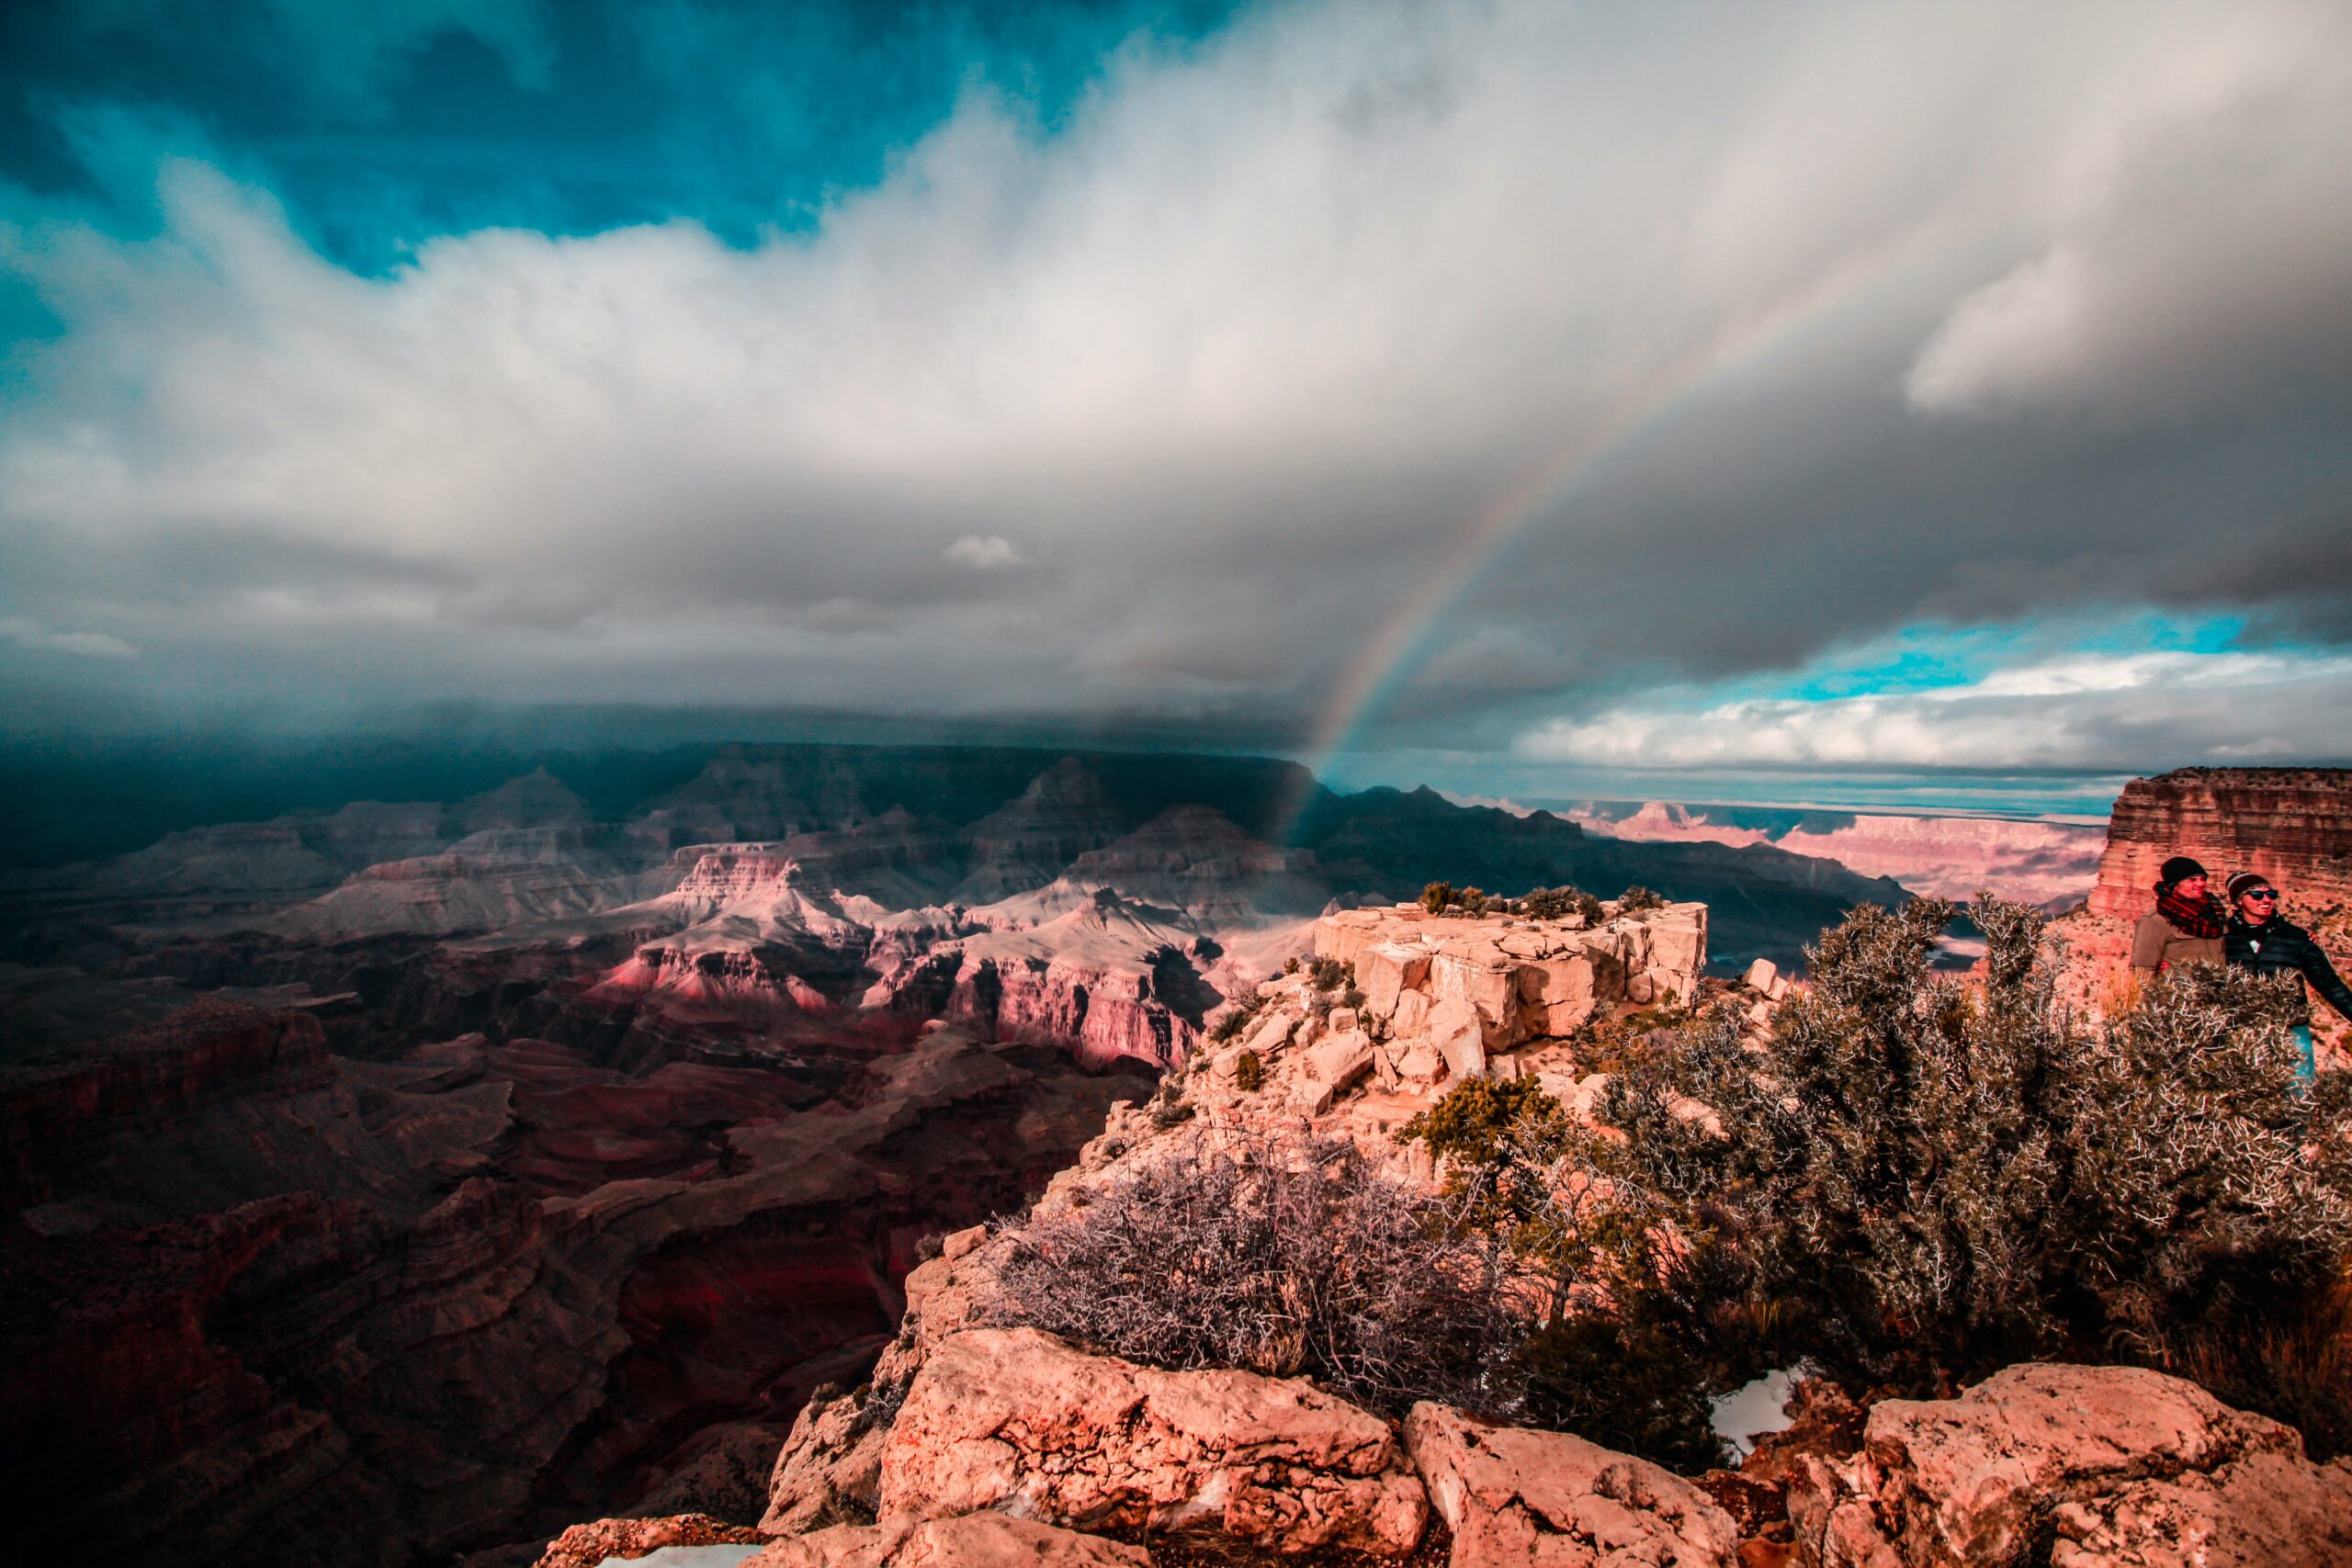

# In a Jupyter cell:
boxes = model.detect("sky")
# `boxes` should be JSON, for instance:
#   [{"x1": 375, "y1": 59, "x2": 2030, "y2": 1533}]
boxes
[{"x1": 2, "y1": 0, "x2": 2349, "y2": 818}]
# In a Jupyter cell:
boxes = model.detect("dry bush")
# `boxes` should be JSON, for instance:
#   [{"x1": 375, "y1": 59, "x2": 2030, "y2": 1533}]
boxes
[{"x1": 989, "y1": 1130, "x2": 1512, "y2": 1414}]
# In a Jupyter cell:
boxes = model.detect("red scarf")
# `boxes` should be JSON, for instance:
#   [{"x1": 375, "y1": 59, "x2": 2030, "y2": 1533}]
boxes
[{"x1": 2154, "y1": 883, "x2": 2224, "y2": 940}]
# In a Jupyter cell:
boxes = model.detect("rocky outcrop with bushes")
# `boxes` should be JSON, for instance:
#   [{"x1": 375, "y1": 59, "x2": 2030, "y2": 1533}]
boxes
[{"x1": 548, "y1": 890, "x2": 2352, "y2": 1568}]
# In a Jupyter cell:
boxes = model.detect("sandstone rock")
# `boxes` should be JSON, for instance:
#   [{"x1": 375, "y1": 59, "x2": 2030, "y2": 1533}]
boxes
[
  {"x1": 1432, "y1": 948, "x2": 1521, "y2": 1032},
  {"x1": 1293, "y1": 1030, "x2": 1376, "y2": 1113},
  {"x1": 1405, "y1": 1402, "x2": 1737, "y2": 1567},
  {"x1": 762, "y1": 1387, "x2": 890, "y2": 1535},
  {"x1": 751, "y1": 1512, "x2": 1149, "y2": 1568},
  {"x1": 1392, "y1": 1040, "x2": 1448, "y2": 1084},
  {"x1": 1789, "y1": 1363, "x2": 2352, "y2": 1568},
  {"x1": 941, "y1": 1224, "x2": 989, "y2": 1262},
  {"x1": 1522, "y1": 956, "x2": 1598, "y2": 1036},
  {"x1": 536, "y1": 1513, "x2": 762, "y2": 1568},
  {"x1": 1330, "y1": 1007, "x2": 1359, "y2": 1032},
  {"x1": 878, "y1": 1327, "x2": 1426, "y2": 1555},
  {"x1": 1358, "y1": 942, "x2": 1434, "y2": 1020},
  {"x1": 1426, "y1": 996, "x2": 1488, "y2": 1080},
  {"x1": 1393, "y1": 988, "x2": 1434, "y2": 1039},
  {"x1": 1243, "y1": 1010, "x2": 1296, "y2": 1056},
  {"x1": 1742, "y1": 959, "x2": 1779, "y2": 994}
]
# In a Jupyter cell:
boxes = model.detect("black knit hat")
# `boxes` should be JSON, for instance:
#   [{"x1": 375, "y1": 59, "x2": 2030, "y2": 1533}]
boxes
[
  {"x1": 2226, "y1": 871, "x2": 2275, "y2": 901},
  {"x1": 2158, "y1": 855, "x2": 2208, "y2": 886}
]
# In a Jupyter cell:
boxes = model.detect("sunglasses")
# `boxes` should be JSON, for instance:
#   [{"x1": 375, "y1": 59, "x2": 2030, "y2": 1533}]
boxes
[{"x1": 2241, "y1": 889, "x2": 2278, "y2": 901}]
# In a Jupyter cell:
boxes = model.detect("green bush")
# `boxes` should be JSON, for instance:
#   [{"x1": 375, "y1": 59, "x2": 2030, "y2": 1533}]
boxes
[
  {"x1": 1616, "y1": 885, "x2": 1667, "y2": 915},
  {"x1": 1235, "y1": 1049, "x2": 1263, "y2": 1092},
  {"x1": 1404, "y1": 895, "x2": 2352, "y2": 1466},
  {"x1": 1421, "y1": 881, "x2": 1455, "y2": 914},
  {"x1": 1584, "y1": 897, "x2": 2352, "y2": 1418}
]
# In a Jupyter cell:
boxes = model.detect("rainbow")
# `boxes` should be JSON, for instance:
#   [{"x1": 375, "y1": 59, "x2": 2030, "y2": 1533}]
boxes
[{"x1": 1276, "y1": 220, "x2": 1956, "y2": 842}]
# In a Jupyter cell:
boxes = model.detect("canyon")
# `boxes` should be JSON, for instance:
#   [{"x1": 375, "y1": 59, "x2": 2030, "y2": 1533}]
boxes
[{"x1": 0, "y1": 742, "x2": 1906, "y2": 1564}]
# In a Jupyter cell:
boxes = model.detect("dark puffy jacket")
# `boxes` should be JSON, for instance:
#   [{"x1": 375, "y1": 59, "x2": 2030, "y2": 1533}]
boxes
[{"x1": 2224, "y1": 915, "x2": 2352, "y2": 1023}]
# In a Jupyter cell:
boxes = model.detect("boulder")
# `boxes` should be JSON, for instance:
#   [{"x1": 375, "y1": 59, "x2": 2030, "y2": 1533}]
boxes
[
  {"x1": 941, "y1": 1224, "x2": 989, "y2": 1262},
  {"x1": 1426, "y1": 996, "x2": 1489, "y2": 1080},
  {"x1": 1521, "y1": 955, "x2": 1598, "y2": 1036},
  {"x1": 1648, "y1": 908, "x2": 1707, "y2": 976},
  {"x1": 879, "y1": 1327, "x2": 1427, "y2": 1556},
  {"x1": 537, "y1": 1513, "x2": 762, "y2": 1568},
  {"x1": 1789, "y1": 1363, "x2": 2352, "y2": 1567},
  {"x1": 751, "y1": 1512, "x2": 1149, "y2": 1568},
  {"x1": 1243, "y1": 1010, "x2": 1296, "y2": 1057},
  {"x1": 1404, "y1": 1402, "x2": 1737, "y2": 1567},
  {"x1": 1742, "y1": 959, "x2": 1779, "y2": 994},
  {"x1": 1293, "y1": 1030, "x2": 1376, "y2": 1113},
  {"x1": 1432, "y1": 947, "x2": 1521, "y2": 1031},
  {"x1": 763, "y1": 1390, "x2": 890, "y2": 1536},
  {"x1": 1393, "y1": 989, "x2": 1435, "y2": 1039},
  {"x1": 1358, "y1": 942, "x2": 1432, "y2": 1019}
]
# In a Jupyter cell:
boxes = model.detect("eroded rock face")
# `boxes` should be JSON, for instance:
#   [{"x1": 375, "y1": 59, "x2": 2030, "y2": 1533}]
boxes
[
  {"x1": 1313, "y1": 901, "x2": 1705, "y2": 1090},
  {"x1": 1405, "y1": 1402, "x2": 1737, "y2": 1568},
  {"x1": 877, "y1": 1327, "x2": 1428, "y2": 1556},
  {"x1": 1788, "y1": 1363, "x2": 2352, "y2": 1568}
]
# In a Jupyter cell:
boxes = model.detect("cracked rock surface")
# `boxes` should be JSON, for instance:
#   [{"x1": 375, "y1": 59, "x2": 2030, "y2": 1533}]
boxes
[
  {"x1": 1788, "y1": 1363, "x2": 2352, "y2": 1567},
  {"x1": 1403, "y1": 1401, "x2": 1738, "y2": 1567},
  {"x1": 877, "y1": 1326, "x2": 1428, "y2": 1555}
]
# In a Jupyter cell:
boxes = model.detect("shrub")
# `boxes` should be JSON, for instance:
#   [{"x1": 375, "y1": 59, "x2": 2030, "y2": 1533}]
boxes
[
  {"x1": 989, "y1": 1131, "x2": 1512, "y2": 1414},
  {"x1": 1307, "y1": 955, "x2": 1351, "y2": 991},
  {"x1": 1582, "y1": 897, "x2": 2352, "y2": 1403},
  {"x1": 914, "y1": 1231, "x2": 945, "y2": 1262},
  {"x1": 1521, "y1": 885, "x2": 1605, "y2": 924},
  {"x1": 1235, "y1": 1049, "x2": 1263, "y2": 1092},
  {"x1": 1617, "y1": 885, "x2": 1666, "y2": 915},
  {"x1": 1421, "y1": 881, "x2": 1454, "y2": 914},
  {"x1": 1402, "y1": 895, "x2": 2352, "y2": 1465},
  {"x1": 1283, "y1": 955, "x2": 1301, "y2": 975}
]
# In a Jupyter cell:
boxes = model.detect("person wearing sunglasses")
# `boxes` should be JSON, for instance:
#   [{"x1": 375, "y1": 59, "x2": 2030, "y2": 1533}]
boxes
[{"x1": 2223, "y1": 871, "x2": 2352, "y2": 1083}]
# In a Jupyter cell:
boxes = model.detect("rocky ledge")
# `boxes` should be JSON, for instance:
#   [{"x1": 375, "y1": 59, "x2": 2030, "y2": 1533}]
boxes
[{"x1": 540, "y1": 895, "x2": 2352, "y2": 1568}]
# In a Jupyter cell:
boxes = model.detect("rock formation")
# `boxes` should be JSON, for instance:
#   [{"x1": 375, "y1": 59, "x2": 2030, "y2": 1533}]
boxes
[
  {"x1": 1786, "y1": 1363, "x2": 2352, "y2": 1567},
  {"x1": 2047, "y1": 769, "x2": 2352, "y2": 1054}
]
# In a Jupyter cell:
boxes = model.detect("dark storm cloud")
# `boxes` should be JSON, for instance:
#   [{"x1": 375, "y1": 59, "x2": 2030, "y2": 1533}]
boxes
[{"x1": 0, "y1": 0, "x2": 2348, "y2": 781}]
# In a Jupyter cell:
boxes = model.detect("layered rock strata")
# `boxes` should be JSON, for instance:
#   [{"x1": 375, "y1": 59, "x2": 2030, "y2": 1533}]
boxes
[{"x1": 2048, "y1": 770, "x2": 2352, "y2": 1054}]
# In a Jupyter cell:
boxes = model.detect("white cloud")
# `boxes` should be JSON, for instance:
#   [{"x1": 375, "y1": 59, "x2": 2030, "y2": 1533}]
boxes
[
  {"x1": 0, "y1": 617, "x2": 138, "y2": 660},
  {"x1": 1520, "y1": 650, "x2": 2352, "y2": 773},
  {"x1": 0, "y1": 0, "x2": 2347, "y2": 750},
  {"x1": 944, "y1": 535, "x2": 1023, "y2": 570}
]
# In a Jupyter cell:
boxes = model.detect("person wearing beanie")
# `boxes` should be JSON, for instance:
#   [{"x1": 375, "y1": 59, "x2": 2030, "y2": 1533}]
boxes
[
  {"x1": 2131, "y1": 855, "x2": 2224, "y2": 976},
  {"x1": 2222, "y1": 872, "x2": 2351, "y2": 1082}
]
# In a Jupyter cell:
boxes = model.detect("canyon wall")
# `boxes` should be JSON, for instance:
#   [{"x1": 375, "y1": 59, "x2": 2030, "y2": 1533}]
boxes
[{"x1": 2052, "y1": 769, "x2": 2352, "y2": 1049}]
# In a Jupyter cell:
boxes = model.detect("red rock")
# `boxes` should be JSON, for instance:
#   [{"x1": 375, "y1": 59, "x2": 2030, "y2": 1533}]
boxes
[
  {"x1": 1788, "y1": 1363, "x2": 2352, "y2": 1567},
  {"x1": 535, "y1": 1511, "x2": 761, "y2": 1568},
  {"x1": 1403, "y1": 1402, "x2": 1737, "y2": 1567},
  {"x1": 877, "y1": 1327, "x2": 1427, "y2": 1556},
  {"x1": 751, "y1": 1512, "x2": 1149, "y2": 1568}
]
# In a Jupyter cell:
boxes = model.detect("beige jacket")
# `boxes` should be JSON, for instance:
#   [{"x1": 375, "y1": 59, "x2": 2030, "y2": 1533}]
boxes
[{"x1": 2131, "y1": 911, "x2": 2223, "y2": 974}]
